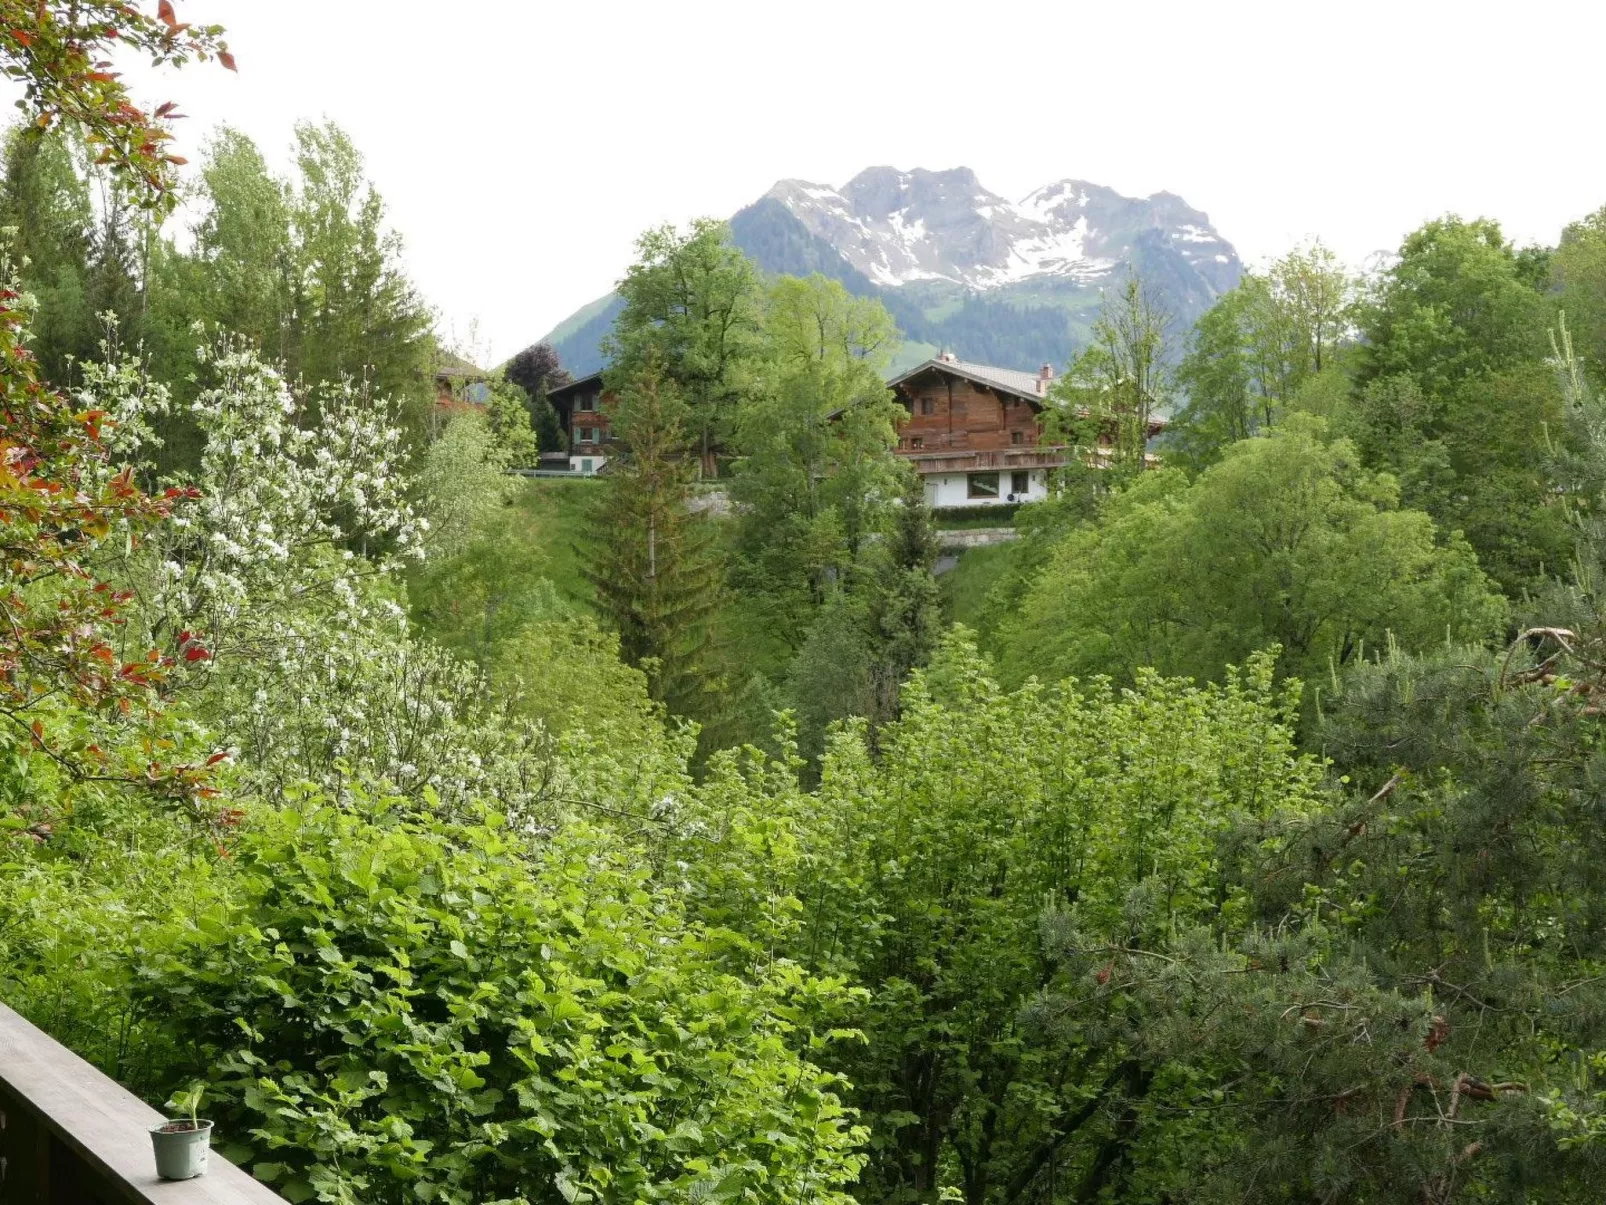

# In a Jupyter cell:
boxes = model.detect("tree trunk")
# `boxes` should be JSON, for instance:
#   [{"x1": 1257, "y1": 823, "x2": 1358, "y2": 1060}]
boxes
[{"x1": 701, "y1": 422, "x2": 717, "y2": 479}]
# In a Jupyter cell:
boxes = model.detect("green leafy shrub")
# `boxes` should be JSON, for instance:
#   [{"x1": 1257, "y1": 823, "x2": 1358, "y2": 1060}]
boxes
[
  {"x1": 135, "y1": 793, "x2": 866, "y2": 1205},
  {"x1": 929, "y1": 503, "x2": 1021, "y2": 528},
  {"x1": 677, "y1": 633, "x2": 1326, "y2": 1202}
]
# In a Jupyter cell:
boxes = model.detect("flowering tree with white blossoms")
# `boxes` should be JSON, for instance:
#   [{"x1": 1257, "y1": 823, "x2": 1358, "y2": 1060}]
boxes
[
  {"x1": 79, "y1": 334, "x2": 621, "y2": 819},
  {"x1": 100, "y1": 336, "x2": 424, "y2": 648}
]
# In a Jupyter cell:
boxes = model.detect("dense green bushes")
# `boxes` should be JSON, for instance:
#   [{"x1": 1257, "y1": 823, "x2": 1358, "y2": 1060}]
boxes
[
  {"x1": 0, "y1": 238, "x2": 865, "y2": 1204},
  {"x1": 930, "y1": 503, "x2": 1022, "y2": 528},
  {"x1": 22, "y1": 16, "x2": 1606, "y2": 1203},
  {"x1": 996, "y1": 420, "x2": 1507, "y2": 691},
  {"x1": 674, "y1": 636, "x2": 1327, "y2": 1202},
  {"x1": 130, "y1": 796, "x2": 866, "y2": 1205}
]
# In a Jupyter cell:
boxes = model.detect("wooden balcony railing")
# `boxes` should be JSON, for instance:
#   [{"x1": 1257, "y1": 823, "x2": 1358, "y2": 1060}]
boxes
[
  {"x1": 897, "y1": 444, "x2": 1075, "y2": 473},
  {"x1": 0, "y1": 1002, "x2": 286, "y2": 1204}
]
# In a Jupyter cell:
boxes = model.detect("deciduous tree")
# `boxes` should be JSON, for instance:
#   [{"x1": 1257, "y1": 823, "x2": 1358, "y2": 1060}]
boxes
[
  {"x1": 1171, "y1": 242, "x2": 1357, "y2": 470},
  {"x1": 681, "y1": 637, "x2": 1323, "y2": 1205},
  {"x1": 731, "y1": 274, "x2": 905, "y2": 646},
  {"x1": 503, "y1": 339, "x2": 570, "y2": 452},
  {"x1": 288, "y1": 120, "x2": 433, "y2": 424},
  {"x1": 0, "y1": 0, "x2": 234, "y2": 208},
  {"x1": 998, "y1": 417, "x2": 1507, "y2": 689},
  {"x1": 1047, "y1": 273, "x2": 1173, "y2": 478},
  {"x1": 1354, "y1": 217, "x2": 1568, "y2": 593},
  {"x1": 1360, "y1": 217, "x2": 1552, "y2": 397},
  {"x1": 607, "y1": 219, "x2": 765, "y2": 477}
]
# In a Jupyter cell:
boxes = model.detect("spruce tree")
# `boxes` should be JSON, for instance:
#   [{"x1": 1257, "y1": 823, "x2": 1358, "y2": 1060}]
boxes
[
  {"x1": 870, "y1": 471, "x2": 942, "y2": 710},
  {"x1": 582, "y1": 361, "x2": 723, "y2": 714}
]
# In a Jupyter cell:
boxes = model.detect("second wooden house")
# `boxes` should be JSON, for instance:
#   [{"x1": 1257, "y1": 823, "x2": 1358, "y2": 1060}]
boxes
[
  {"x1": 545, "y1": 371, "x2": 616, "y2": 475},
  {"x1": 888, "y1": 352, "x2": 1162, "y2": 509}
]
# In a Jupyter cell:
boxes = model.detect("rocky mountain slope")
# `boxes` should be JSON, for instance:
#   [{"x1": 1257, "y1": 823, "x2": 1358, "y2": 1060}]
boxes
[{"x1": 540, "y1": 167, "x2": 1242, "y2": 377}]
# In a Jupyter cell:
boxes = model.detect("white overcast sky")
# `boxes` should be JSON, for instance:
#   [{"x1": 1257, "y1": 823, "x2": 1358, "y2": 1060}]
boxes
[{"x1": 122, "y1": 0, "x2": 1606, "y2": 366}]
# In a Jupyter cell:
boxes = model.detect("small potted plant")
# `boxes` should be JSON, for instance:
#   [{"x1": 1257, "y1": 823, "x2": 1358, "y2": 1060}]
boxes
[{"x1": 150, "y1": 1084, "x2": 213, "y2": 1180}]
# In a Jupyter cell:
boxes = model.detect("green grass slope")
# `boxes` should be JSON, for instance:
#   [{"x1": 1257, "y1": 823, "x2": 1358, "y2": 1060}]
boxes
[
  {"x1": 939, "y1": 541, "x2": 1021, "y2": 632},
  {"x1": 505, "y1": 477, "x2": 598, "y2": 606}
]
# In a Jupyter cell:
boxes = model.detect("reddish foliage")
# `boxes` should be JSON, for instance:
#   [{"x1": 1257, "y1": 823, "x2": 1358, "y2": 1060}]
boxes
[
  {"x1": 0, "y1": 2, "x2": 234, "y2": 208},
  {"x1": 0, "y1": 286, "x2": 222, "y2": 818}
]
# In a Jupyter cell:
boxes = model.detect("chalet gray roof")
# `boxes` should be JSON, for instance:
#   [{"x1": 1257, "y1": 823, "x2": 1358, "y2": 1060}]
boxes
[
  {"x1": 547, "y1": 370, "x2": 604, "y2": 400},
  {"x1": 887, "y1": 356, "x2": 1050, "y2": 404},
  {"x1": 434, "y1": 353, "x2": 488, "y2": 380}
]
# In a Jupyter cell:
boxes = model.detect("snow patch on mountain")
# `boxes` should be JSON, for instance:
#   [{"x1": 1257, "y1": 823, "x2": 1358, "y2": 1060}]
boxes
[
  {"x1": 764, "y1": 167, "x2": 1237, "y2": 294},
  {"x1": 536, "y1": 166, "x2": 1244, "y2": 380}
]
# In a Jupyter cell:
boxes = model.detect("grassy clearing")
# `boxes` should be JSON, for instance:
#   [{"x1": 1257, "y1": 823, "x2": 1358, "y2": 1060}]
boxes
[
  {"x1": 940, "y1": 541, "x2": 1021, "y2": 630},
  {"x1": 503, "y1": 476, "x2": 600, "y2": 606}
]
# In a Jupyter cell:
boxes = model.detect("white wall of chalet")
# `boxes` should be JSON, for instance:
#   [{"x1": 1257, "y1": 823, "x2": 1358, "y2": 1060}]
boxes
[{"x1": 923, "y1": 469, "x2": 1049, "y2": 509}]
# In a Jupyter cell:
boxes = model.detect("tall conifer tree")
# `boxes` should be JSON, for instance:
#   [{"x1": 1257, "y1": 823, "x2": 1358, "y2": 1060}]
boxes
[
  {"x1": 583, "y1": 361, "x2": 723, "y2": 714},
  {"x1": 871, "y1": 471, "x2": 942, "y2": 706}
]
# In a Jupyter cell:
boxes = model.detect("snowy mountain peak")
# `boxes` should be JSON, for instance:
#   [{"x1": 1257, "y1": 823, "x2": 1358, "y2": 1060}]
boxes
[
  {"x1": 539, "y1": 166, "x2": 1243, "y2": 379},
  {"x1": 763, "y1": 167, "x2": 1238, "y2": 293}
]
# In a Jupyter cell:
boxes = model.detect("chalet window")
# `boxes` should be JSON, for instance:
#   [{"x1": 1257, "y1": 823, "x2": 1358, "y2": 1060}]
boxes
[
  {"x1": 1011, "y1": 471, "x2": 1030, "y2": 496},
  {"x1": 910, "y1": 436, "x2": 924, "y2": 450},
  {"x1": 578, "y1": 395, "x2": 596, "y2": 412},
  {"x1": 967, "y1": 472, "x2": 1000, "y2": 499},
  {"x1": 1011, "y1": 429, "x2": 1024, "y2": 445},
  {"x1": 578, "y1": 426, "x2": 597, "y2": 444},
  {"x1": 920, "y1": 397, "x2": 935, "y2": 416}
]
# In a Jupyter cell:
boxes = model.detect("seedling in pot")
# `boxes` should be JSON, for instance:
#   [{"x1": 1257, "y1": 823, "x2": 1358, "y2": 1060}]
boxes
[{"x1": 150, "y1": 1083, "x2": 213, "y2": 1180}]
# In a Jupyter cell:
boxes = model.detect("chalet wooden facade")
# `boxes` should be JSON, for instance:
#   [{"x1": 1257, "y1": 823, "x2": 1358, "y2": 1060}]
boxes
[
  {"x1": 888, "y1": 352, "x2": 1162, "y2": 508},
  {"x1": 433, "y1": 354, "x2": 491, "y2": 413},
  {"x1": 889, "y1": 354, "x2": 1065, "y2": 507},
  {"x1": 546, "y1": 371, "x2": 616, "y2": 474},
  {"x1": 537, "y1": 354, "x2": 1157, "y2": 492}
]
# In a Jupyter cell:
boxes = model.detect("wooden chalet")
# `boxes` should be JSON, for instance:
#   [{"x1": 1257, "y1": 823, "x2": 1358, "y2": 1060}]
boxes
[
  {"x1": 545, "y1": 371, "x2": 615, "y2": 475},
  {"x1": 536, "y1": 352, "x2": 1158, "y2": 490},
  {"x1": 434, "y1": 353, "x2": 491, "y2": 412},
  {"x1": 888, "y1": 352, "x2": 1164, "y2": 509}
]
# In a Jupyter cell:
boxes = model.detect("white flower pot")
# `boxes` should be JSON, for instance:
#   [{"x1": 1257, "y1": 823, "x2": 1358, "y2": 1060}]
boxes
[{"x1": 150, "y1": 1118, "x2": 213, "y2": 1180}]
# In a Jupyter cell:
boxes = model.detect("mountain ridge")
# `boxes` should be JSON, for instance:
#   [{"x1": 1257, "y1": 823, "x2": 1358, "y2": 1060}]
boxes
[{"x1": 538, "y1": 166, "x2": 1242, "y2": 377}]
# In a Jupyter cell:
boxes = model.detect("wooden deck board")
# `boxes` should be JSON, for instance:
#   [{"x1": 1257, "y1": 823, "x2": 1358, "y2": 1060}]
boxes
[{"x1": 0, "y1": 1002, "x2": 285, "y2": 1204}]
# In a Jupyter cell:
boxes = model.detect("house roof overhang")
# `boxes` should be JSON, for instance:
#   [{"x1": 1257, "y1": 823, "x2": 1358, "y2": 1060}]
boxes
[
  {"x1": 887, "y1": 358, "x2": 1050, "y2": 409},
  {"x1": 546, "y1": 371, "x2": 605, "y2": 403}
]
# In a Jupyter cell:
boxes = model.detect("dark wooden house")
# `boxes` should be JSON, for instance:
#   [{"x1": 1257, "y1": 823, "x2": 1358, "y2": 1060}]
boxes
[
  {"x1": 545, "y1": 371, "x2": 615, "y2": 474},
  {"x1": 434, "y1": 354, "x2": 491, "y2": 413}
]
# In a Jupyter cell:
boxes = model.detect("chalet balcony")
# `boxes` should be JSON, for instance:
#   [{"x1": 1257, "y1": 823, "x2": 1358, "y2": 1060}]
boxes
[
  {"x1": 0, "y1": 1002, "x2": 287, "y2": 1204},
  {"x1": 896, "y1": 442, "x2": 1074, "y2": 475}
]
